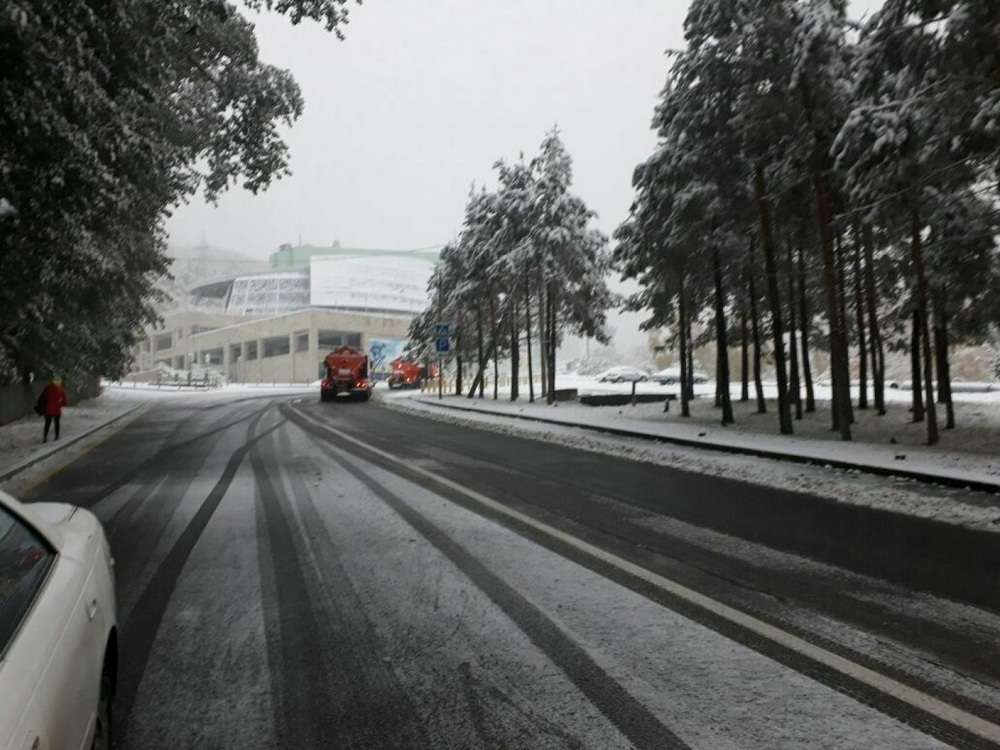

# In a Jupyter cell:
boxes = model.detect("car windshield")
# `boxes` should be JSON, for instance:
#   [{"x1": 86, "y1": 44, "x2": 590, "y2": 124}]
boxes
[{"x1": 0, "y1": 507, "x2": 55, "y2": 656}]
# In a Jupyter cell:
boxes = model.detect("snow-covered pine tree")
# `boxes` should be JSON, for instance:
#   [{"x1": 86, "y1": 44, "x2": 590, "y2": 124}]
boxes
[
  {"x1": 529, "y1": 128, "x2": 612, "y2": 404},
  {"x1": 0, "y1": 0, "x2": 358, "y2": 383},
  {"x1": 834, "y1": 0, "x2": 992, "y2": 444}
]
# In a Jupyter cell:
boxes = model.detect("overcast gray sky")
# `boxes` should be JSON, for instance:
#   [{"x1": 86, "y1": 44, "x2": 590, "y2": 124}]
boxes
[
  {"x1": 165, "y1": 0, "x2": 881, "y2": 353},
  {"x1": 167, "y1": 2, "x2": 689, "y2": 256}
]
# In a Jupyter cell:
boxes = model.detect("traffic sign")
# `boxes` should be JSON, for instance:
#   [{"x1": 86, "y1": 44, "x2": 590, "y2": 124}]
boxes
[
  {"x1": 435, "y1": 338, "x2": 450, "y2": 354},
  {"x1": 434, "y1": 323, "x2": 450, "y2": 338}
]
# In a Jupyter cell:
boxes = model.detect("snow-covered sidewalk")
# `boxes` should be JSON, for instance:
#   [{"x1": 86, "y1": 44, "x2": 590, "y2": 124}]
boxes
[
  {"x1": 405, "y1": 389, "x2": 1000, "y2": 493},
  {"x1": 0, "y1": 388, "x2": 149, "y2": 485}
]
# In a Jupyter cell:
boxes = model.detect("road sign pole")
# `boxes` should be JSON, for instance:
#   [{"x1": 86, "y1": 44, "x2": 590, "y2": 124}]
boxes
[{"x1": 437, "y1": 284, "x2": 443, "y2": 400}]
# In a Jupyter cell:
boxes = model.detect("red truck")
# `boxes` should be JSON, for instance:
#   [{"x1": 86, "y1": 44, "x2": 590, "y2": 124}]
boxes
[
  {"x1": 386, "y1": 359, "x2": 437, "y2": 389},
  {"x1": 320, "y1": 346, "x2": 373, "y2": 402}
]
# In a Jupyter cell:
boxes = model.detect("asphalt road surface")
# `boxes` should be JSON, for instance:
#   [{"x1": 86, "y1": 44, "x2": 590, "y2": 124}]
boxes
[{"x1": 22, "y1": 391, "x2": 1000, "y2": 749}]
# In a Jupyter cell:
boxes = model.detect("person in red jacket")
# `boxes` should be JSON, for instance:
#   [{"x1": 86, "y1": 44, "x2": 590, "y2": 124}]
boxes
[{"x1": 39, "y1": 376, "x2": 68, "y2": 443}]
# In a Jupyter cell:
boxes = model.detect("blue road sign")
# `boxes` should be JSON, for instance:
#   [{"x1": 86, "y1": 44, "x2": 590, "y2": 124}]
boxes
[
  {"x1": 434, "y1": 323, "x2": 450, "y2": 338},
  {"x1": 435, "y1": 338, "x2": 450, "y2": 354}
]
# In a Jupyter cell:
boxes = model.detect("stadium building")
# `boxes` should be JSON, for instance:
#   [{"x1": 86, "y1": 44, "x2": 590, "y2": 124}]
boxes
[{"x1": 130, "y1": 243, "x2": 438, "y2": 384}]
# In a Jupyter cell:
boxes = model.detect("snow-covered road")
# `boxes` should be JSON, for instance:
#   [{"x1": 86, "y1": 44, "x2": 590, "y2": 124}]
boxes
[{"x1": 5, "y1": 385, "x2": 1000, "y2": 748}]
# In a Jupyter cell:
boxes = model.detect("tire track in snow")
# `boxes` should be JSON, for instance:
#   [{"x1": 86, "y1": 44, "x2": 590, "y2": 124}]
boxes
[
  {"x1": 115, "y1": 408, "x2": 282, "y2": 738},
  {"x1": 250, "y1": 425, "x2": 427, "y2": 748},
  {"x1": 293, "y1": 410, "x2": 691, "y2": 750}
]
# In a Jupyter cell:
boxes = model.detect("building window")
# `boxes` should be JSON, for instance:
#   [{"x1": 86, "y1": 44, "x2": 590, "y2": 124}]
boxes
[
  {"x1": 230, "y1": 343, "x2": 242, "y2": 361},
  {"x1": 246, "y1": 341, "x2": 258, "y2": 361},
  {"x1": 192, "y1": 325, "x2": 219, "y2": 335},
  {"x1": 154, "y1": 333, "x2": 172, "y2": 351},
  {"x1": 318, "y1": 330, "x2": 362, "y2": 350},
  {"x1": 203, "y1": 347, "x2": 224, "y2": 366},
  {"x1": 317, "y1": 330, "x2": 342, "y2": 349},
  {"x1": 263, "y1": 335, "x2": 290, "y2": 358},
  {"x1": 295, "y1": 331, "x2": 309, "y2": 352}
]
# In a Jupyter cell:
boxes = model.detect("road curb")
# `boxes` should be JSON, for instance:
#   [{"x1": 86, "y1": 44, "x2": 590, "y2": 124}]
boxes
[
  {"x1": 0, "y1": 403, "x2": 149, "y2": 483},
  {"x1": 409, "y1": 398, "x2": 1000, "y2": 496}
]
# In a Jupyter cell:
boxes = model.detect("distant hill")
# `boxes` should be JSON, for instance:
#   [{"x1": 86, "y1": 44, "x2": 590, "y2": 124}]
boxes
[{"x1": 157, "y1": 244, "x2": 269, "y2": 311}]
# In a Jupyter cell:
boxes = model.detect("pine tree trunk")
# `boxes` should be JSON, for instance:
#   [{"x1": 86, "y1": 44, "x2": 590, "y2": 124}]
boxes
[
  {"x1": 679, "y1": 279, "x2": 691, "y2": 417},
  {"x1": 786, "y1": 244, "x2": 802, "y2": 420},
  {"x1": 686, "y1": 313, "x2": 696, "y2": 403},
  {"x1": 797, "y1": 245, "x2": 816, "y2": 413},
  {"x1": 538, "y1": 285, "x2": 548, "y2": 400},
  {"x1": 510, "y1": 314, "x2": 519, "y2": 402},
  {"x1": 801, "y1": 80, "x2": 852, "y2": 439},
  {"x1": 477, "y1": 312, "x2": 486, "y2": 398},
  {"x1": 713, "y1": 249, "x2": 734, "y2": 424},
  {"x1": 748, "y1": 245, "x2": 766, "y2": 414},
  {"x1": 525, "y1": 271, "x2": 535, "y2": 403},
  {"x1": 468, "y1": 308, "x2": 486, "y2": 398},
  {"x1": 467, "y1": 335, "x2": 482, "y2": 399},
  {"x1": 933, "y1": 296, "x2": 955, "y2": 428},
  {"x1": 545, "y1": 284, "x2": 555, "y2": 404},
  {"x1": 834, "y1": 230, "x2": 853, "y2": 427},
  {"x1": 467, "y1": 341, "x2": 497, "y2": 399},
  {"x1": 753, "y1": 164, "x2": 792, "y2": 434},
  {"x1": 455, "y1": 352, "x2": 462, "y2": 396},
  {"x1": 862, "y1": 225, "x2": 886, "y2": 415},
  {"x1": 836, "y1": 231, "x2": 851, "y2": 375},
  {"x1": 852, "y1": 231, "x2": 868, "y2": 409},
  {"x1": 910, "y1": 217, "x2": 938, "y2": 445},
  {"x1": 488, "y1": 294, "x2": 499, "y2": 400},
  {"x1": 910, "y1": 307, "x2": 924, "y2": 422},
  {"x1": 547, "y1": 285, "x2": 558, "y2": 403},
  {"x1": 740, "y1": 309, "x2": 750, "y2": 402}
]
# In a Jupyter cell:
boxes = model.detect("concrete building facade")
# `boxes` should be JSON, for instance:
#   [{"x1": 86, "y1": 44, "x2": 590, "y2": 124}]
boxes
[
  {"x1": 134, "y1": 307, "x2": 412, "y2": 384},
  {"x1": 130, "y1": 244, "x2": 434, "y2": 384}
]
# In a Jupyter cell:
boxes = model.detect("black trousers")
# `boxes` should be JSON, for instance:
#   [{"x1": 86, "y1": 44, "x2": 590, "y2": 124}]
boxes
[{"x1": 43, "y1": 414, "x2": 60, "y2": 440}]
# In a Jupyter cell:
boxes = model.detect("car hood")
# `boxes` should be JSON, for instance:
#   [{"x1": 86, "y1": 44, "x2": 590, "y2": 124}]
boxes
[
  {"x1": 11, "y1": 499, "x2": 101, "y2": 560},
  {"x1": 28, "y1": 502, "x2": 77, "y2": 526}
]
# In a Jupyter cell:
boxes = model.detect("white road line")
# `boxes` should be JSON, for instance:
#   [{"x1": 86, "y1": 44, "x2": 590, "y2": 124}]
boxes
[{"x1": 294, "y1": 406, "x2": 1000, "y2": 745}]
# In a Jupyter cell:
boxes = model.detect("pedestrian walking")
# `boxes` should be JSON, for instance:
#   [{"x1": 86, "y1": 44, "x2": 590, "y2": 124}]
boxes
[{"x1": 39, "y1": 376, "x2": 68, "y2": 443}]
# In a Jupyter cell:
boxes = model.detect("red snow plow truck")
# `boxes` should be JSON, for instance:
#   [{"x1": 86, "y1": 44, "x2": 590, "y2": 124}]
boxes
[
  {"x1": 386, "y1": 358, "x2": 437, "y2": 389},
  {"x1": 320, "y1": 346, "x2": 373, "y2": 402}
]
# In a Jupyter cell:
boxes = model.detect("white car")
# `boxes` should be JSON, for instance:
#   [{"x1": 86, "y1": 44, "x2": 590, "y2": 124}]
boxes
[
  {"x1": 0, "y1": 490, "x2": 117, "y2": 750},
  {"x1": 652, "y1": 367, "x2": 710, "y2": 385},
  {"x1": 596, "y1": 366, "x2": 650, "y2": 383}
]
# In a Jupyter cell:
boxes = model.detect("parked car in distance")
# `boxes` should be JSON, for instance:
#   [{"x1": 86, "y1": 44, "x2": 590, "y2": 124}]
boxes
[
  {"x1": 0, "y1": 489, "x2": 117, "y2": 750},
  {"x1": 596, "y1": 366, "x2": 651, "y2": 383},
  {"x1": 652, "y1": 367, "x2": 710, "y2": 385}
]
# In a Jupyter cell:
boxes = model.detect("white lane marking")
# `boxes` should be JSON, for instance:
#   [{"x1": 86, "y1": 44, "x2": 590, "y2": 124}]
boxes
[{"x1": 294, "y1": 407, "x2": 1000, "y2": 745}]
